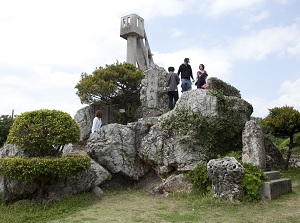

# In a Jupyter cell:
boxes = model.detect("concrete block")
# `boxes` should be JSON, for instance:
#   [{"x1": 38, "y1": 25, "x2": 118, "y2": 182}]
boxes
[
  {"x1": 264, "y1": 171, "x2": 281, "y2": 180},
  {"x1": 259, "y1": 178, "x2": 292, "y2": 200}
]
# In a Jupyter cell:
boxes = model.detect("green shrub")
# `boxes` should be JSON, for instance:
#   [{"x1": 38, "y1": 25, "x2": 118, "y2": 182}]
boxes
[
  {"x1": 0, "y1": 156, "x2": 91, "y2": 181},
  {"x1": 240, "y1": 162, "x2": 268, "y2": 202},
  {"x1": 208, "y1": 77, "x2": 241, "y2": 98},
  {"x1": 7, "y1": 109, "x2": 80, "y2": 157},
  {"x1": 187, "y1": 164, "x2": 211, "y2": 194}
]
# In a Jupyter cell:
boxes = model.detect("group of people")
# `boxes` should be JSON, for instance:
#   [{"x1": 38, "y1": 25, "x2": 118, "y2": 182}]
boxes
[
  {"x1": 166, "y1": 58, "x2": 209, "y2": 110},
  {"x1": 92, "y1": 58, "x2": 209, "y2": 132}
]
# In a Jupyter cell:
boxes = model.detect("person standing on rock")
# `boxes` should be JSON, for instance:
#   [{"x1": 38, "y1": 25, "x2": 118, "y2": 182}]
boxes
[
  {"x1": 91, "y1": 110, "x2": 102, "y2": 133},
  {"x1": 177, "y1": 58, "x2": 194, "y2": 92},
  {"x1": 166, "y1": 66, "x2": 180, "y2": 110}
]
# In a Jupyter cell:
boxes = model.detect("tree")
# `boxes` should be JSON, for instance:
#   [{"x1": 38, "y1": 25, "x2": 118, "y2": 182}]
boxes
[
  {"x1": 264, "y1": 106, "x2": 300, "y2": 169},
  {"x1": 75, "y1": 62, "x2": 144, "y2": 124},
  {"x1": 0, "y1": 115, "x2": 14, "y2": 147}
]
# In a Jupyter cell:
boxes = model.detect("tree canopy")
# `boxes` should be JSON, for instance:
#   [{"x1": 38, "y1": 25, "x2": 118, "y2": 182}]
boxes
[
  {"x1": 264, "y1": 105, "x2": 300, "y2": 168},
  {"x1": 75, "y1": 62, "x2": 144, "y2": 124},
  {"x1": 264, "y1": 106, "x2": 300, "y2": 138},
  {"x1": 0, "y1": 115, "x2": 14, "y2": 147},
  {"x1": 7, "y1": 109, "x2": 80, "y2": 157}
]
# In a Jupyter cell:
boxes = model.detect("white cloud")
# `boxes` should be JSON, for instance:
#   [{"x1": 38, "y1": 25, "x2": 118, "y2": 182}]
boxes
[
  {"x1": 277, "y1": 78, "x2": 300, "y2": 109},
  {"x1": 171, "y1": 28, "x2": 184, "y2": 38},
  {"x1": 230, "y1": 24, "x2": 300, "y2": 60},
  {"x1": 249, "y1": 10, "x2": 270, "y2": 22},
  {"x1": 203, "y1": 0, "x2": 265, "y2": 17}
]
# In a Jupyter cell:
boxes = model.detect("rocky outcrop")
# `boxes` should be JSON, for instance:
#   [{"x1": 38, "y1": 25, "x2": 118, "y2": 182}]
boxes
[
  {"x1": 139, "y1": 89, "x2": 252, "y2": 176},
  {"x1": 207, "y1": 157, "x2": 244, "y2": 201},
  {"x1": 86, "y1": 123, "x2": 151, "y2": 180}
]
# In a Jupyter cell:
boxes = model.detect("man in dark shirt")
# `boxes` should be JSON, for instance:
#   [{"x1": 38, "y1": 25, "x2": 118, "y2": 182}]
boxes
[{"x1": 177, "y1": 58, "x2": 194, "y2": 92}]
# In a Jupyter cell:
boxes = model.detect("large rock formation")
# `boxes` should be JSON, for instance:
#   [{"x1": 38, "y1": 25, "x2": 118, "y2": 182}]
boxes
[
  {"x1": 1, "y1": 76, "x2": 255, "y2": 203},
  {"x1": 86, "y1": 87, "x2": 252, "y2": 178},
  {"x1": 139, "y1": 89, "x2": 252, "y2": 176}
]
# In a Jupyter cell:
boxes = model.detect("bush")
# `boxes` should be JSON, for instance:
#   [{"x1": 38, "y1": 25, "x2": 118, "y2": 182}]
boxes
[
  {"x1": 7, "y1": 109, "x2": 80, "y2": 157},
  {"x1": 187, "y1": 164, "x2": 211, "y2": 194},
  {"x1": 0, "y1": 156, "x2": 91, "y2": 181},
  {"x1": 240, "y1": 162, "x2": 268, "y2": 202},
  {"x1": 208, "y1": 77, "x2": 241, "y2": 98}
]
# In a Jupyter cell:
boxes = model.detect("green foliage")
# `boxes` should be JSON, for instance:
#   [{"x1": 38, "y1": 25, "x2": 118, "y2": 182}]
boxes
[
  {"x1": 7, "y1": 109, "x2": 80, "y2": 157},
  {"x1": 75, "y1": 62, "x2": 144, "y2": 124},
  {"x1": 0, "y1": 115, "x2": 14, "y2": 147},
  {"x1": 208, "y1": 77, "x2": 241, "y2": 98},
  {"x1": 0, "y1": 156, "x2": 91, "y2": 181},
  {"x1": 223, "y1": 151, "x2": 242, "y2": 162},
  {"x1": 264, "y1": 106, "x2": 300, "y2": 138},
  {"x1": 161, "y1": 101, "x2": 249, "y2": 158},
  {"x1": 187, "y1": 164, "x2": 211, "y2": 194},
  {"x1": 264, "y1": 106, "x2": 300, "y2": 168},
  {"x1": 240, "y1": 162, "x2": 268, "y2": 202},
  {"x1": 280, "y1": 132, "x2": 300, "y2": 154}
]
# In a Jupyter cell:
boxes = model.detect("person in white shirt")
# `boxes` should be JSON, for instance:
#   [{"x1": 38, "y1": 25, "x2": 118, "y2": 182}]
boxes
[{"x1": 91, "y1": 110, "x2": 102, "y2": 133}]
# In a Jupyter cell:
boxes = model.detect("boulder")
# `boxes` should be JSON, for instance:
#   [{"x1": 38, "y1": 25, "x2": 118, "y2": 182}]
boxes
[
  {"x1": 149, "y1": 174, "x2": 193, "y2": 196},
  {"x1": 207, "y1": 157, "x2": 244, "y2": 201},
  {"x1": 85, "y1": 123, "x2": 151, "y2": 180},
  {"x1": 242, "y1": 120, "x2": 266, "y2": 169},
  {"x1": 264, "y1": 137, "x2": 285, "y2": 167}
]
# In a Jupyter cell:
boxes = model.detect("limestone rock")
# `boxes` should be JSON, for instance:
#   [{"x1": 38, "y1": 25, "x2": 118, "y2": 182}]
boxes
[
  {"x1": 242, "y1": 120, "x2": 266, "y2": 169},
  {"x1": 207, "y1": 157, "x2": 244, "y2": 201},
  {"x1": 140, "y1": 89, "x2": 252, "y2": 176},
  {"x1": 46, "y1": 160, "x2": 111, "y2": 199},
  {"x1": 149, "y1": 174, "x2": 193, "y2": 196},
  {"x1": 264, "y1": 136, "x2": 285, "y2": 167},
  {"x1": 140, "y1": 64, "x2": 169, "y2": 117},
  {"x1": 85, "y1": 123, "x2": 151, "y2": 180},
  {"x1": 74, "y1": 105, "x2": 93, "y2": 141}
]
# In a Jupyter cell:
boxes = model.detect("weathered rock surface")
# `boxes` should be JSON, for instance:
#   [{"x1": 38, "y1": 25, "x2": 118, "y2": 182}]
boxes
[
  {"x1": 149, "y1": 173, "x2": 193, "y2": 196},
  {"x1": 207, "y1": 157, "x2": 244, "y2": 201},
  {"x1": 242, "y1": 120, "x2": 266, "y2": 169},
  {"x1": 139, "y1": 89, "x2": 252, "y2": 176},
  {"x1": 140, "y1": 64, "x2": 169, "y2": 117},
  {"x1": 264, "y1": 136, "x2": 285, "y2": 167},
  {"x1": 86, "y1": 123, "x2": 151, "y2": 180}
]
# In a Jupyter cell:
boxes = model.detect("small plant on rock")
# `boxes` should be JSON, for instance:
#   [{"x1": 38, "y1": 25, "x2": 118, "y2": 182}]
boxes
[
  {"x1": 187, "y1": 164, "x2": 211, "y2": 194},
  {"x1": 240, "y1": 162, "x2": 269, "y2": 202}
]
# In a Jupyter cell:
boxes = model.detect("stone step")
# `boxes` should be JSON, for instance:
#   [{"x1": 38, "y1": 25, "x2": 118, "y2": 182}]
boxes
[
  {"x1": 264, "y1": 171, "x2": 281, "y2": 180},
  {"x1": 259, "y1": 178, "x2": 292, "y2": 200}
]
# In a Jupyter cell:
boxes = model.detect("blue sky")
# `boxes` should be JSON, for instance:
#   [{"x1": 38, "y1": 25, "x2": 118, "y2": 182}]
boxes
[{"x1": 1, "y1": 0, "x2": 300, "y2": 118}]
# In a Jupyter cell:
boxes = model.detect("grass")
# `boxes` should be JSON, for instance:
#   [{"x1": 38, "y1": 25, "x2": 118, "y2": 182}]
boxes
[{"x1": 1, "y1": 169, "x2": 300, "y2": 223}]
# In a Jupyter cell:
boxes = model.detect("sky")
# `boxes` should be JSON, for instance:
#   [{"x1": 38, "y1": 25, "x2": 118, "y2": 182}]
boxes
[{"x1": 1, "y1": 0, "x2": 300, "y2": 119}]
